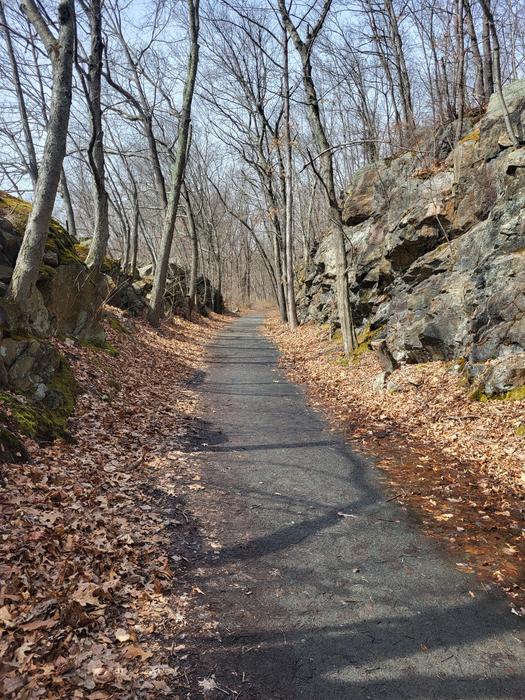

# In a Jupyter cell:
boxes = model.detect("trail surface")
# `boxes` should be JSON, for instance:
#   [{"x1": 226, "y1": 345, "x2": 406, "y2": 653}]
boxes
[{"x1": 191, "y1": 314, "x2": 525, "y2": 699}]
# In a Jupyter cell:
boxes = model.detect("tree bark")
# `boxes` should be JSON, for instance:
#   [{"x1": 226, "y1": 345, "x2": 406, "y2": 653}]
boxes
[
  {"x1": 455, "y1": 0, "x2": 465, "y2": 142},
  {"x1": 60, "y1": 168, "x2": 77, "y2": 238},
  {"x1": 148, "y1": 0, "x2": 199, "y2": 326},
  {"x1": 463, "y1": 0, "x2": 485, "y2": 104},
  {"x1": 282, "y1": 27, "x2": 298, "y2": 329},
  {"x1": 479, "y1": 0, "x2": 519, "y2": 147},
  {"x1": 183, "y1": 186, "x2": 199, "y2": 320},
  {"x1": 482, "y1": 8, "x2": 494, "y2": 98},
  {"x1": 84, "y1": 0, "x2": 110, "y2": 271},
  {"x1": 8, "y1": 0, "x2": 76, "y2": 312}
]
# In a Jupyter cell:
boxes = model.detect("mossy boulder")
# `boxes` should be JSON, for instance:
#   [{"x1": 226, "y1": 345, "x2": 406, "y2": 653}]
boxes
[
  {"x1": 470, "y1": 353, "x2": 525, "y2": 401},
  {"x1": 0, "y1": 340, "x2": 77, "y2": 443},
  {"x1": 0, "y1": 190, "x2": 81, "y2": 268},
  {"x1": 0, "y1": 190, "x2": 107, "y2": 341}
]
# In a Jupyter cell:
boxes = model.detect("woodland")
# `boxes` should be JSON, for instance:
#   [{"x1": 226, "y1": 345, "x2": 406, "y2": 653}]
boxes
[{"x1": 0, "y1": 0, "x2": 525, "y2": 697}]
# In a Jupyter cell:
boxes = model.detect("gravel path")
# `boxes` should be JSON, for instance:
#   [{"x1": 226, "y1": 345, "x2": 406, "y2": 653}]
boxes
[{"x1": 191, "y1": 313, "x2": 525, "y2": 699}]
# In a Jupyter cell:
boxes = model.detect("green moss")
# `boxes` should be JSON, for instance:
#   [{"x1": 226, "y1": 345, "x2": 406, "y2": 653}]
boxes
[
  {"x1": 503, "y1": 385, "x2": 525, "y2": 401},
  {"x1": 0, "y1": 190, "x2": 81, "y2": 266},
  {"x1": 0, "y1": 394, "x2": 38, "y2": 436},
  {"x1": 0, "y1": 358, "x2": 77, "y2": 442},
  {"x1": 351, "y1": 324, "x2": 381, "y2": 363},
  {"x1": 471, "y1": 384, "x2": 525, "y2": 402},
  {"x1": 516, "y1": 425, "x2": 525, "y2": 437},
  {"x1": 38, "y1": 263, "x2": 56, "y2": 282},
  {"x1": 74, "y1": 242, "x2": 120, "y2": 275}
]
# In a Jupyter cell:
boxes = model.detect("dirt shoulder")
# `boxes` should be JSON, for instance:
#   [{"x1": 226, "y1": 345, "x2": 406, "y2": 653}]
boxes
[
  {"x1": 265, "y1": 315, "x2": 525, "y2": 613},
  {"x1": 0, "y1": 309, "x2": 233, "y2": 698}
]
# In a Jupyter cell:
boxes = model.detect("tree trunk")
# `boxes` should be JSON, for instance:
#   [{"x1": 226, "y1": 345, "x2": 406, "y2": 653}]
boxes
[
  {"x1": 60, "y1": 168, "x2": 77, "y2": 238},
  {"x1": 148, "y1": 0, "x2": 200, "y2": 326},
  {"x1": 184, "y1": 187, "x2": 199, "y2": 320},
  {"x1": 130, "y1": 186, "x2": 139, "y2": 277},
  {"x1": 8, "y1": 0, "x2": 76, "y2": 312},
  {"x1": 384, "y1": 0, "x2": 415, "y2": 132},
  {"x1": 272, "y1": 231, "x2": 288, "y2": 322},
  {"x1": 479, "y1": 0, "x2": 519, "y2": 147},
  {"x1": 464, "y1": 0, "x2": 485, "y2": 104},
  {"x1": 455, "y1": 0, "x2": 465, "y2": 142},
  {"x1": 278, "y1": 0, "x2": 356, "y2": 355},
  {"x1": 283, "y1": 29, "x2": 298, "y2": 329},
  {"x1": 85, "y1": 0, "x2": 110, "y2": 271},
  {"x1": 482, "y1": 9, "x2": 494, "y2": 98}
]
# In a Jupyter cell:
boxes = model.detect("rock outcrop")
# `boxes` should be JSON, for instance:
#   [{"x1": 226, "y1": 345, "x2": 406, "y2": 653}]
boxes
[
  {"x1": 0, "y1": 192, "x2": 107, "y2": 450},
  {"x1": 297, "y1": 81, "x2": 525, "y2": 397},
  {"x1": 0, "y1": 191, "x2": 226, "y2": 456},
  {"x1": 107, "y1": 263, "x2": 224, "y2": 317},
  {"x1": 0, "y1": 192, "x2": 108, "y2": 340}
]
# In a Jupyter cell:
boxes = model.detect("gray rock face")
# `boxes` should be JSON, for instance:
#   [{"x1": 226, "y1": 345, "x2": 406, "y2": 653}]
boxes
[
  {"x1": 297, "y1": 81, "x2": 525, "y2": 380},
  {"x1": 473, "y1": 353, "x2": 525, "y2": 398}
]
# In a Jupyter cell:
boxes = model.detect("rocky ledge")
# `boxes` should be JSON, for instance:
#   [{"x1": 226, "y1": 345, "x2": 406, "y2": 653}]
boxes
[{"x1": 297, "y1": 81, "x2": 525, "y2": 398}]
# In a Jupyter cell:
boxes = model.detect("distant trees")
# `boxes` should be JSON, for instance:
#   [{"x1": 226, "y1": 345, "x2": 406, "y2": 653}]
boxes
[{"x1": 0, "y1": 0, "x2": 524, "y2": 329}]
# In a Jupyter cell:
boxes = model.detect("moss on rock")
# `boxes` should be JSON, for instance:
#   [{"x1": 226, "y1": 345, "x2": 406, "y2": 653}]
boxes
[
  {"x1": 74, "y1": 241, "x2": 120, "y2": 275},
  {"x1": 107, "y1": 315, "x2": 128, "y2": 334},
  {"x1": 352, "y1": 325, "x2": 383, "y2": 363},
  {"x1": 0, "y1": 421, "x2": 28, "y2": 463},
  {"x1": 0, "y1": 354, "x2": 77, "y2": 442},
  {"x1": 0, "y1": 190, "x2": 81, "y2": 266},
  {"x1": 471, "y1": 384, "x2": 525, "y2": 402}
]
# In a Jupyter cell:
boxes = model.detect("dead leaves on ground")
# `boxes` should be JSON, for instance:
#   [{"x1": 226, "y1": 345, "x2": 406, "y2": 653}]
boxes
[
  {"x1": 265, "y1": 316, "x2": 525, "y2": 610},
  {"x1": 0, "y1": 310, "x2": 230, "y2": 698}
]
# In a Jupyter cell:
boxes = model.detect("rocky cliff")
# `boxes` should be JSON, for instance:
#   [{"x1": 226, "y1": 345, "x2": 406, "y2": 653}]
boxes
[{"x1": 297, "y1": 81, "x2": 525, "y2": 398}]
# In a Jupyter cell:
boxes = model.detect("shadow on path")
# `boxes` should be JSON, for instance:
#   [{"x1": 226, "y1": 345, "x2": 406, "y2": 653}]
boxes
[{"x1": 184, "y1": 314, "x2": 525, "y2": 699}]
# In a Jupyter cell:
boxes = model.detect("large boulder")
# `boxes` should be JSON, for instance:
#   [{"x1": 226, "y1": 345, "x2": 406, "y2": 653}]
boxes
[
  {"x1": 0, "y1": 191, "x2": 107, "y2": 340},
  {"x1": 471, "y1": 353, "x2": 525, "y2": 400}
]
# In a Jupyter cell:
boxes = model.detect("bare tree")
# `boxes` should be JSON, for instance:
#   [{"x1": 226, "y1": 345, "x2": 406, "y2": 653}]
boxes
[
  {"x1": 0, "y1": 0, "x2": 39, "y2": 187},
  {"x1": 282, "y1": 22, "x2": 298, "y2": 328},
  {"x1": 278, "y1": 0, "x2": 356, "y2": 354},
  {"x1": 148, "y1": 0, "x2": 200, "y2": 326},
  {"x1": 7, "y1": 0, "x2": 76, "y2": 313},
  {"x1": 479, "y1": 0, "x2": 520, "y2": 147},
  {"x1": 79, "y1": 0, "x2": 110, "y2": 271}
]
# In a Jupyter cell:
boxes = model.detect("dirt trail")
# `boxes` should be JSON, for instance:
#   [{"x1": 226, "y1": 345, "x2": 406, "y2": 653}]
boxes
[{"x1": 189, "y1": 313, "x2": 525, "y2": 699}]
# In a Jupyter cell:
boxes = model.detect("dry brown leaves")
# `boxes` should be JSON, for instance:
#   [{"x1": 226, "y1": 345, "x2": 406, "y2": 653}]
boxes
[
  {"x1": 0, "y1": 309, "x2": 232, "y2": 698},
  {"x1": 265, "y1": 315, "x2": 525, "y2": 612}
]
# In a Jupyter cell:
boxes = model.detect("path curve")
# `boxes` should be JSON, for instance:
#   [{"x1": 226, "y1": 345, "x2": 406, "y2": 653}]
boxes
[{"x1": 191, "y1": 314, "x2": 525, "y2": 699}]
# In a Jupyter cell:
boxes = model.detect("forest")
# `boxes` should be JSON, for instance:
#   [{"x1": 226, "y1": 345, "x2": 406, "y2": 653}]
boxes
[{"x1": 0, "y1": 0, "x2": 525, "y2": 697}]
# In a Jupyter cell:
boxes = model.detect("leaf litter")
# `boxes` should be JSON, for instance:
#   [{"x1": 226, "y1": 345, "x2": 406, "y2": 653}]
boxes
[{"x1": 0, "y1": 309, "x2": 233, "y2": 698}]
